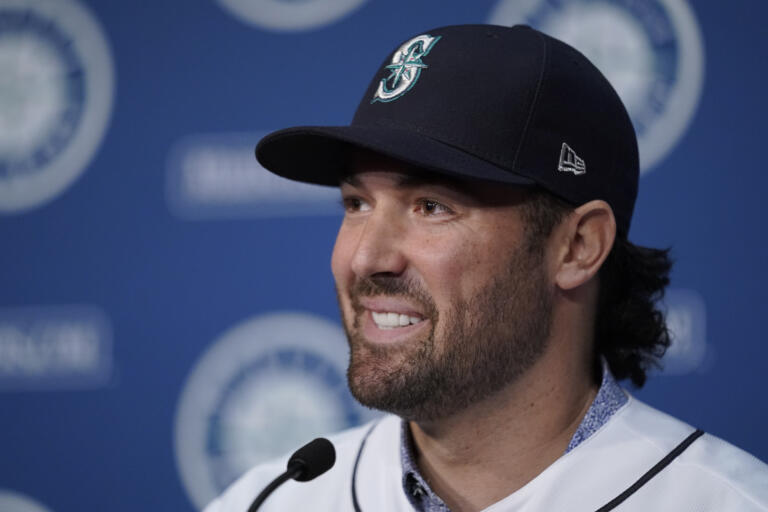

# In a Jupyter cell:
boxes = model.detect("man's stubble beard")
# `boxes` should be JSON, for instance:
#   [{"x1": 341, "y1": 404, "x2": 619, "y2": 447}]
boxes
[{"x1": 340, "y1": 243, "x2": 553, "y2": 422}]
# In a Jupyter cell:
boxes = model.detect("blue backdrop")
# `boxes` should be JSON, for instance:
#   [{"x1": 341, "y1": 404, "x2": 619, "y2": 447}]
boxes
[{"x1": 1, "y1": 0, "x2": 766, "y2": 511}]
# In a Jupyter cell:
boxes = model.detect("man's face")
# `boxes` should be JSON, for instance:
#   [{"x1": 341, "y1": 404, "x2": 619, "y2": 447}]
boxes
[{"x1": 331, "y1": 158, "x2": 554, "y2": 421}]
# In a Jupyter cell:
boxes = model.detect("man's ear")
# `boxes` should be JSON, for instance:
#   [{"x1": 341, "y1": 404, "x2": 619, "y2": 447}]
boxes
[{"x1": 552, "y1": 200, "x2": 616, "y2": 291}]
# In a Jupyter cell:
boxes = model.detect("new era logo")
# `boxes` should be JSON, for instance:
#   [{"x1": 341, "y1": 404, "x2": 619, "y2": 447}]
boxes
[{"x1": 558, "y1": 143, "x2": 586, "y2": 175}]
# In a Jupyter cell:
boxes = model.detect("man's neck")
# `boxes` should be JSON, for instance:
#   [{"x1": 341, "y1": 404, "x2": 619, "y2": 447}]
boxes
[{"x1": 408, "y1": 353, "x2": 598, "y2": 512}]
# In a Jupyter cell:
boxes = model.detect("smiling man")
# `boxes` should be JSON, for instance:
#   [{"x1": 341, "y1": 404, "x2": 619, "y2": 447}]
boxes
[{"x1": 204, "y1": 24, "x2": 768, "y2": 512}]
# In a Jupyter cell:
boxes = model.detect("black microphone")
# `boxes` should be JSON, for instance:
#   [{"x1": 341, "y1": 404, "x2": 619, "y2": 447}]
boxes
[{"x1": 247, "y1": 437, "x2": 336, "y2": 512}]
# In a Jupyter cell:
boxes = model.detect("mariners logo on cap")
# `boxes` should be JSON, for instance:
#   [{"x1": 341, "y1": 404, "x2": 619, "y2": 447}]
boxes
[{"x1": 372, "y1": 34, "x2": 441, "y2": 103}]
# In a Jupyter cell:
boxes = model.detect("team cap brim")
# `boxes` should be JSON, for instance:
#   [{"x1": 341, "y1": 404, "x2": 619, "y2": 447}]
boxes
[{"x1": 256, "y1": 125, "x2": 537, "y2": 188}]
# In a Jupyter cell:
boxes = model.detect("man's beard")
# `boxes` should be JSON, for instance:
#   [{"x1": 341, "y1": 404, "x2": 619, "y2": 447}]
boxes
[{"x1": 339, "y1": 242, "x2": 553, "y2": 422}]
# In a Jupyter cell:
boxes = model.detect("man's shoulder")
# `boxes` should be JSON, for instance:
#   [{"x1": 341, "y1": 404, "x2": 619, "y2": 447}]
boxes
[
  {"x1": 503, "y1": 396, "x2": 768, "y2": 511},
  {"x1": 203, "y1": 415, "x2": 401, "y2": 512},
  {"x1": 679, "y1": 431, "x2": 768, "y2": 508},
  {"x1": 617, "y1": 397, "x2": 768, "y2": 509}
]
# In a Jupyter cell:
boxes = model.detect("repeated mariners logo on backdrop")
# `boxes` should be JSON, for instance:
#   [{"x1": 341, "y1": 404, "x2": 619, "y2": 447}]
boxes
[
  {"x1": 0, "y1": 489, "x2": 52, "y2": 512},
  {"x1": 174, "y1": 312, "x2": 376, "y2": 510},
  {"x1": 0, "y1": 0, "x2": 114, "y2": 213},
  {"x1": 215, "y1": 0, "x2": 368, "y2": 32},
  {"x1": 488, "y1": 0, "x2": 704, "y2": 173},
  {"x1": 661, "y1": 288, "x2": 710, "y2": 375},
  {"x1": 372, "y1": 34, "x2": 441, "y2": 104}
]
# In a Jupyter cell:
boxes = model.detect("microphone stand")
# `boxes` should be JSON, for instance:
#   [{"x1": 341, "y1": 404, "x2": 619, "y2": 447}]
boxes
[
  {"x1": 247, "y1": 462, "x2": 303, "y2": 512},
  {"x1": 247, "y1": 437, "x2": 335, "y2": 512}
]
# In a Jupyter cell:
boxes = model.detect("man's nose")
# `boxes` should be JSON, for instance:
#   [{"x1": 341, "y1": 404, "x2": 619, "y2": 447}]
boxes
[{"x1": 349, "y1": 211, "x2": 407, "y2": 279}]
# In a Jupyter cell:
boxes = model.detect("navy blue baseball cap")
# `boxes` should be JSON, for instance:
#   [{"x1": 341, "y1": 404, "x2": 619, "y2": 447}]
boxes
[{"x1": 255, "y1": 24, "x2": 639, "y2": 234}]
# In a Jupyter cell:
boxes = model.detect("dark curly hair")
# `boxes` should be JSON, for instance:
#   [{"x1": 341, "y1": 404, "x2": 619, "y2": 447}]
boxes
[{"x1": 521, "y1": 189, "x2": 672, "y2": 388}]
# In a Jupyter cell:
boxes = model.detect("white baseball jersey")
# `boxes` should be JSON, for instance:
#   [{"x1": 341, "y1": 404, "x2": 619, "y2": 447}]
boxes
[{"x1": 204, "y1": 396, "x2": 768, "y2": 511}]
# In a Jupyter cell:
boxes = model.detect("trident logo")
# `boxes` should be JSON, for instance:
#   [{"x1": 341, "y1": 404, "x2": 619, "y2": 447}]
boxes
[{"x1": 372, "y1": 34, "x2": 441, "y2": 103}]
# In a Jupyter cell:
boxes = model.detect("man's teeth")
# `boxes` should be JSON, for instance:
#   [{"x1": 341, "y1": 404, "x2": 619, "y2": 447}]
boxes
[{"x1": 371, "y1": 311, "x2": 423, "y2": 329}]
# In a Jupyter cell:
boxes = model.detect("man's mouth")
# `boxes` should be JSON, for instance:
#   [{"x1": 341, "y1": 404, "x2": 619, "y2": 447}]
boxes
[
  {"x1": 371, "y1": 311, "x2": 425, "y2": 330},
  {"x1": 352, "y1": 296, "x2": 430, "y2": 338}
]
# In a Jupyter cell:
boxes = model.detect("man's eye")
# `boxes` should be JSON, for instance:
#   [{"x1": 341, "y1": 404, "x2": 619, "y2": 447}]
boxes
[
  {"x1": 416, "y1": 199, "x2": 452, "y2": 216},
  {"x1": 341, "y1": 197, "x2": 371, "y2": 212}
]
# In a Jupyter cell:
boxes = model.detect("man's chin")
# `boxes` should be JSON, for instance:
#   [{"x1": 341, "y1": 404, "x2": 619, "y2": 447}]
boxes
[
  {"x1": 347, "y1": 347, "x2": 417, "y2": 413},
  {"x1": 346, "y1": 346, "x2": 454, "y2": 421}
]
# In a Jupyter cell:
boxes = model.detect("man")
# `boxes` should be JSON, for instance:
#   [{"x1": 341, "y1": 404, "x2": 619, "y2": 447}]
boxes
[{"x1": 205, "y1": 24, "x2": 768, "y2": 511}]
